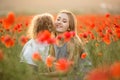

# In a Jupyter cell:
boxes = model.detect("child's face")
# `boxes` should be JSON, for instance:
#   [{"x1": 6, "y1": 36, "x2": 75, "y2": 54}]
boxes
[{"x1": 55, "y1": 13, "x2": 69, "y2": 33}]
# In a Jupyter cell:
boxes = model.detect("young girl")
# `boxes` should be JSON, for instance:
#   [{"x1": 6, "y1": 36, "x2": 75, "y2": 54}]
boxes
[{"x1": 20, "y1": 13, "x2": 54, "y2": 70}]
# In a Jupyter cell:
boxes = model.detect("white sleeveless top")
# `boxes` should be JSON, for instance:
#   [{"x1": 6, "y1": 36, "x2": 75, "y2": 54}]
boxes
[{"x1": 20, "y1": 39, "x2": 49, "y2": 66}]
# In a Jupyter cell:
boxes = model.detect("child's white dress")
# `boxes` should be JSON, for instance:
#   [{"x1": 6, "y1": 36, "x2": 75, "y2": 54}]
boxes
[{"x1": 20, "y1": 39, "x2": 49, "y2": 66}]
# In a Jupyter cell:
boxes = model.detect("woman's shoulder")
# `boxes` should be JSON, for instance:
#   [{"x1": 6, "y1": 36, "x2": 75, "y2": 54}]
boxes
[
  {"x1": 74, "y1": 35, "x2": 82, "y2": 43},
  {"x1": 67, "y1": 35, "x2": 83, "y2": 46},
  {"x1": 66, "y1": 35, "x2": 84, "y2": 53}
]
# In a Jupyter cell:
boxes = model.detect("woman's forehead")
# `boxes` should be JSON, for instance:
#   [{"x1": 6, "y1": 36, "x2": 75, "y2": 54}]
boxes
[{"x1": 57, "y1": 13, "x2": 69, "y2": 20}]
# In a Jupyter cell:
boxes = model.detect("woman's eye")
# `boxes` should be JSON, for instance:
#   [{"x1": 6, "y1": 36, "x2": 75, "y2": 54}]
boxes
[
  {"x1": 63, "y1": 20, "x2": 67, "y2": 23},
  {"x1": 57, "y1": 18, "x2": 60, "y2": 21}
]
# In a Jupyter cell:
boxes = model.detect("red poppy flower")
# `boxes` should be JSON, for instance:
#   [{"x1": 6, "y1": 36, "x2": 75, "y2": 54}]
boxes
[
  {"x1": 105, "y1": 13, "x2": 110, "y2": 18},
  {"x1": 81, "y1": 53, "x2": 87, "y2": 59},
  {"x1": 20, "y1": 35, "x2": 28, "y2": 46},
  {"x1": 115, "y1": 28, "x2": 120, "y2": 38},
  {"x1": 56, "y1": 34, "x2": 63, "y2": 40},
  {"x1": 37, "y1": 30, "x2": 51, "y2": 43},
  {"x1": 110, "y1": 62, "x2": 120, "y2": 79},
  {"x1": 64, "y1": 31, "x2": 72, "y2": 41},
  {"x1": 85, "y1": 67, "x2": 110, "y2": 80},
  {"x1": 102, "y1": 34, "x2": 111, "y2": 45},
  {"x1": 47, "y1": 38, "x2": 56, "y2": 44},
  {"x1": 55, "y1": 58, "x2": 72, "y2": 72},
  {"x1": 46, "y1": 55, "x2": 55, "y2": 68},
  {"x1": 2, "y1": 12, "x2": 15, "y2": 30},
  {"x1": 2, "y1": 19, "x2": 11, "y2": 30},
  {"x1": 106, "y1": 29, "x2": 112, "y2": 35},
  {"x1": 13, "y1": 24, "x2": 22, "y2": 32},
  {"x1": 7, "y1": 12, "x2": 15, "y2": 25},
  {"x1": 3, "y1": 35, "x2": 15, "y2": 48},
  {"x1": 83, "y1": 32, "x2": 88, "y2": 38},
  {"x1": 32, "y1": 52, "x2": 42, "y2": 61},
  {"x1": 70, "y1": 31, "x2": 75, "y2": 37},
  {"x1": 90, "y1": 23, "x2": 95, "y2": 29}
]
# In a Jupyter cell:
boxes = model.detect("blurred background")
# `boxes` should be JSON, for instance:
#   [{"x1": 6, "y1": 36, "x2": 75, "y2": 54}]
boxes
[
  {"x1": 0, "y1": 0, "x2": 120, "y2": 15},
  {"x1": 0, "y1": 1, "x2": 120, "y2": 80}
]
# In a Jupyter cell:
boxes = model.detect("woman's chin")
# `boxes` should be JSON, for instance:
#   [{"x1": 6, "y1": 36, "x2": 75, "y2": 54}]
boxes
[{"x1": 56, "y1": 29, "x2": 64, "y2": 33}]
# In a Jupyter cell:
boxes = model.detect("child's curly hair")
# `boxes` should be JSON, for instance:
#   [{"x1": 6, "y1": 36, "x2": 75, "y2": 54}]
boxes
[{"x1": 27, "y1": 13, "x2": 54, "y2": 39}]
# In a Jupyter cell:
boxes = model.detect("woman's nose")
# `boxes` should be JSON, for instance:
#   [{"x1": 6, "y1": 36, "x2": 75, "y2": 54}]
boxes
[{"x1": 57, "y1": 20, "x2": 62, "y2": 24}]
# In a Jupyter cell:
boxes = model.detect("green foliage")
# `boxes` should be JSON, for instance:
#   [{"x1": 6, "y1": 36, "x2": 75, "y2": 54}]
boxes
[
  {"x1": 85, "y1": 39, "x2": 120, "y2": 68},
  {"x1": 1, "y1": 14, "x2": 120, "y2": 80},
  {"x1": 0, "y1": 43, "x2": 53, "y2": 80}
]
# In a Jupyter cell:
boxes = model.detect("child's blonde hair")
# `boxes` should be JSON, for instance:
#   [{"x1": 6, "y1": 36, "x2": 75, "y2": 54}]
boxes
[{"x1": 27, "y1": 13, "x2": 54, "y2": 39}]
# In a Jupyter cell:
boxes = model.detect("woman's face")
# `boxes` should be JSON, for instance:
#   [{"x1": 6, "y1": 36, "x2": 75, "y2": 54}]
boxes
[{"x1": 54, "y1": 13, "x2": 69, "y2": 33}]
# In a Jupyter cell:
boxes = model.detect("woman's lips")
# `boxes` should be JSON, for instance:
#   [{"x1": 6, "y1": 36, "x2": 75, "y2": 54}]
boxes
[{"x1": 56, "y1": 25, "x2": 62, "y2": 28}]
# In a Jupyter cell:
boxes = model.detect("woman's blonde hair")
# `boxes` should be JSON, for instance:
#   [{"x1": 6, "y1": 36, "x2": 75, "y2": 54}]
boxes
[{"x1": 27, "y1": 13, "x2": 54, "y2": 39}]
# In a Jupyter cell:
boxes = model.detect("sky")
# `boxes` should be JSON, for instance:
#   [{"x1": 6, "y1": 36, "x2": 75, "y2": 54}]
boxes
[{"x1": 0, "y1": 0, "x2": 120, "y2": 15}]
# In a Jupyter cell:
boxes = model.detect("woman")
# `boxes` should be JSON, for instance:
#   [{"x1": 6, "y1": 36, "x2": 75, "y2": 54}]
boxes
[
  {"x1": 20, "y1": 13, "x2": 54, "y2": 70},
  {"x1": 41, "y1": 10, "x2": 91, "y2": 80},
  {"x1": 49, "y1": 10, "x2": 84, "y2": 60}
]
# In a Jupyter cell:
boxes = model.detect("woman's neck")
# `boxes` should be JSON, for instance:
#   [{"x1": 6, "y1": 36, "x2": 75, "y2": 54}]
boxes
[
  {"x1": 56, "y1": 32, "x2": 66, "y2": 47},
  {"x1": 56, "y1": 32, "x2": 64, "y2": 35}
]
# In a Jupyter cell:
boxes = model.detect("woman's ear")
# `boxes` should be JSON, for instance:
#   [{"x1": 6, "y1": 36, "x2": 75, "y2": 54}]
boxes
[{"x1": 67, "y1": 27, "x2": 71, "y2": 31}]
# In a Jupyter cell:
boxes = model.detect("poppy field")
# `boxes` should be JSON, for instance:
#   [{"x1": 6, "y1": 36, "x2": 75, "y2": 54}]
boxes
[{"x1": 0, "y1": 12, "x2": 120, "y2": 80}]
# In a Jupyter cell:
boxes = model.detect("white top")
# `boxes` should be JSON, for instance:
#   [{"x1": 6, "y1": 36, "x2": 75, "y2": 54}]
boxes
[{"x1": 20, "y1": 39, "x2": 49, "y2": 66}]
